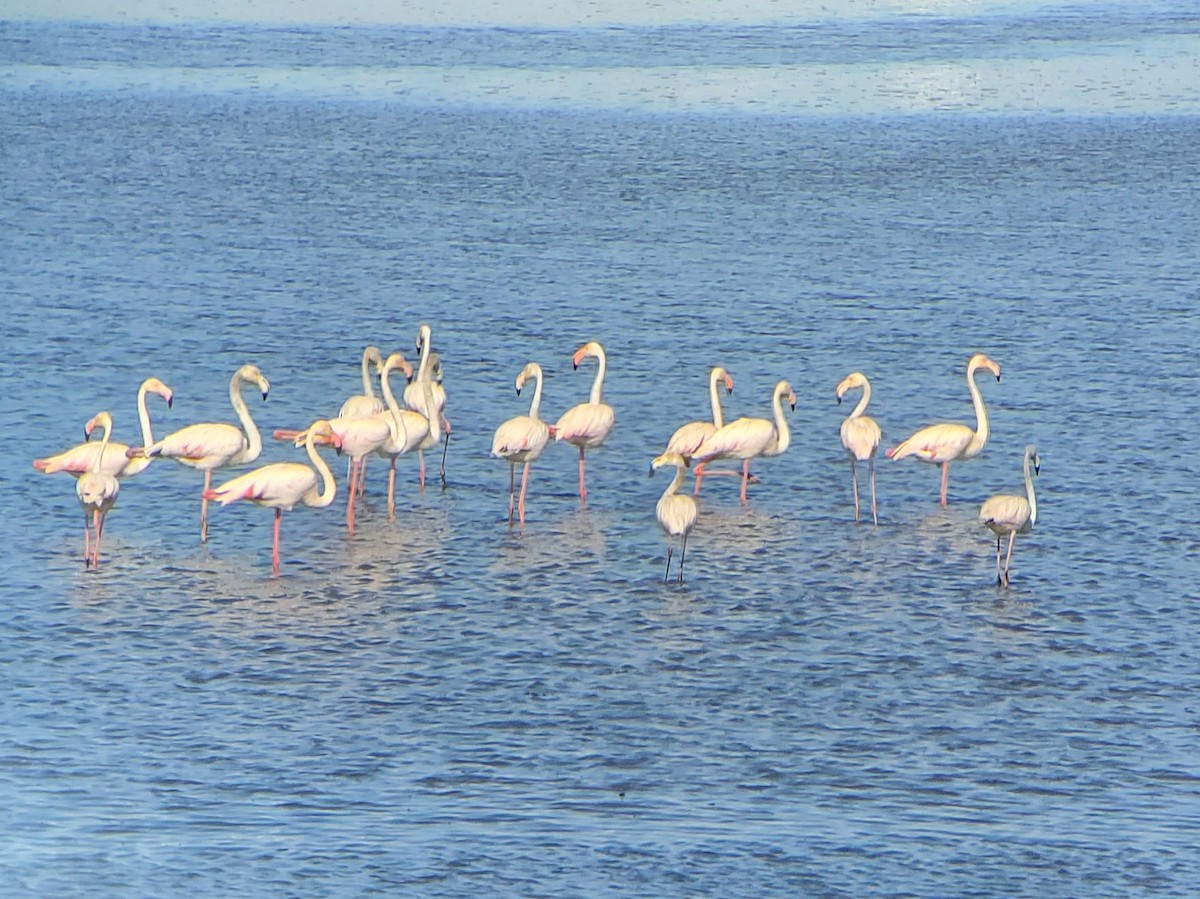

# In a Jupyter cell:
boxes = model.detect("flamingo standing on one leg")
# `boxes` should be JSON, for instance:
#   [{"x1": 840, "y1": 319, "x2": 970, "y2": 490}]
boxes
[
  {"x1": 836, "y1": 371, "x2": 882, "y2": 525},
  {"x1": 76, "y1": 411, "x2": 121, "y2": 568},
  {"x1": 491, "y1": 362, "x2": 551, "y2": 528},
  {"x1": 554, "y1": 341, "x2": 615, "y2": 507},
  {"x1": 662, "y1": 366, "x2": 737, "y2": 496},
  {"x1": 405, "y1": 323, "x2": 451, "y2": 485},
  {"x1": 651, "y1": 450, "x2": 699, "y2": 584},
  {"x1": 202, "y1": 420, "x2": 342, "y2": 576},
  {"x1": 35, "y1": 377, "x2": 173, "y2": 479},
  {"x1": 693, "y1": 380, "x2": 796, "y2": 505},
  {"x1": 131, "y1": 364, "x2": 270, "y2": 542},
  {"x1": 979, "y1": 444, "x2": 1040, "y2": 586},
  {"x1": 885, "y1": 352, "x2": 1001, "y2": 507},
  {"x1": 372, "y1": 351, "x2": 425, "y2": 520}
]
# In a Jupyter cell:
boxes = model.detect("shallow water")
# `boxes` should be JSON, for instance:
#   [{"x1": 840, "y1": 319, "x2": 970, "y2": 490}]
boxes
[{"x1": 2, "y1": 8, "x2": 1200, "y2": 896}]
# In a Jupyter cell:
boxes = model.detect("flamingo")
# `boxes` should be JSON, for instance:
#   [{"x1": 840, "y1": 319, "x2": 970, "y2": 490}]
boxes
[
  {"x1": 76, "y1": 411, "x2": 121, "y2": 568},
  {"x1": 491, "y1": 362, "x2": 551, "y2": 527},
  {"x1": 979, "y1": 444, "x2": 1040, "y2": 586},
  {"x1": 651, "y1": 450, "x2": 699, "y2": 584},
  {"x1": 554, "y1": 341, "x2": 615, "y2": 506},
  {"x1": 372, "y1": 350, "x2": 426, "y2": 520},
  {"x1": 836, "y1": 371, "x2": 882, "y2": 525},
  {"x1": 693, "y1": 380, "x2": 796, "y2": 505},
  {"x1": 663, "y1": 366, "x2": 737, "y2": 496},
  {"x1": 885, "y1": 352, "x2": 1002, "y2": 507},
  {"x1": 405, "y1": 323, "x2": 451, "y2": 484},
  {"x1": 339, "y1": 346, "x2": 386, "y2": 419},
  {"x1": 202, "y1": 420, "x2": 342, "y2": 576},
  {"x1": 35, "y1": 378, "x2": 173, "y2": 479},
  {"x1": 132, "y1": 364, "x2": 270, "y2": 542}
]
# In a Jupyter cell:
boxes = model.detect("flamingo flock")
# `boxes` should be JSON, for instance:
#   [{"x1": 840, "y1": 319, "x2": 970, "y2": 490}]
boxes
[{"x1": 33, "y1": 330, "x2": 1041, "y2": 586}]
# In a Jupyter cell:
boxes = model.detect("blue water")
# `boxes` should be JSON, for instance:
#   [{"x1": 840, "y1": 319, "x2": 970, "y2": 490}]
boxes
[{"x1": 2, "y1": 8, "x2": 1200, "y2": 896}]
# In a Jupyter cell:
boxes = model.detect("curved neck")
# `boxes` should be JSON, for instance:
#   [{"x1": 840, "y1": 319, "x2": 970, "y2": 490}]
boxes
[
  {"x1": 415, "y1": 331, "x2": 432, "y2": 383},
  {"x1": 93, "y1": 419, "x2": 113, "y2": 472},
  {"x1": 771, "y1": 385, "x2": 791, "y2": 454},
  {"x1": 423, "y1": 372, "x2": 441, "y2": 444},
  {"x1": 589, "y1": 348, "x2": 606, "y2": 405},
  {"x1": 230, "y1": 373, "x2": 262, "y2": 462},
  {"x1": 967, "y1": 362, "x2": 989, "y2": 444},
  {"x1": 661, "y1": 461, "x2": 685, "y2": 499},
  {"x1": 709, "y1": 369, "x2": 725, "y2": 428},
  {"x1": 1024, "y1": 453, "x2": 1038, "y2": 526},
  {"x1": 378, "y1": 362, "x2": 408, "y2": 445},
  {"x1": 360, "y1": 351, "x2": 376, "y2": 399},
  {"x1": 305, "y1": 430, "x2": 338, "y2": 508},
  {"x1": 849, "y1": 380, "x2": 871, "y2": 420},
  {"x1": 136, "y1": 382, "x2": 155, "y2": 447},
  {"x1": 527, "y1": 367, "x2": 544, "y2": 420}
]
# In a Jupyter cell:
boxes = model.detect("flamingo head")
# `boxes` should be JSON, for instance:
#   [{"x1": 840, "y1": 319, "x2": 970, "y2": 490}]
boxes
[
  {"x1": 415, "y1": 323, "x2": 432, "y2": 353},
  {"x1": 1027, "y1": 444, "x2": 1040, "y2": 476},
  {"x1": 515, "y1": 362, "x2": 539, "y2": 396},
  {"x1": 776, "y1": 381, "x2": 796, "y2": 411},
  {"x1": 362, "y1": 346, "x2": 383, "y2": 368},
  {"x1": 427, "y1": 352, "x2": 444, "y2": 383},
  {"x1": 572, "y1": 341, "x2": 603, "y2": 370},
  {"x1": 236, "y1": 364, "x2": 271, "y2": 400},
  {"x1": 378, "y1": 351, "x2": 413, "y2": 382},
  {"x1": 835, "y1": 371, "x2": 867, "y2": 404},
  {"x1": 968, "y1": 353, "x2": 1002, "y2": 382},
  {"x1": 83, "y1": 411, "x2": 113, "y2": 441},
  {"x1": 650, "y1": 450, "x2": 688, "y2": 477},
  {"x1": 715, "y1": 367, "x2": 734, "y2": 396},
  {"x1": 142, "y1": 377, "x2": 174, "y2": 408},
  {"x1": 303, "y1": 420, "x2": 343, "y2": 455}
]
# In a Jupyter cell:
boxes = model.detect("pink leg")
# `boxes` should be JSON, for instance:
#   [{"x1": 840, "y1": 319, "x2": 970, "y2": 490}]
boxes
[
  {"x1": 92, "y1": 508, "x2": 105, "y2": 564},
  {"x1": 346, "y1": 459, "x2": 359, "y2": 535},
  {"x1": 850, "y1": 459, "x2": 860, "y2": 523},
  {"x1": 577, "y1": 447, "x2": 588, "y2": 507},
  {"x1": 939, "y1": 462, "x2": 950, "y2": 507},
  {"x1": 518, "y1": 462, "x2": 532, "y2": 526},
  {"x1": 507, "y1": 463, "x2": 516, "y2": 524},
  {"x1": 869, "y1": 457, "x2": 878, "y2": 526},
  {"x1": 201, "y1": 470, "x2": 212, "y2": 542},
  {"x1": 693, "y1": 462, "x2": 706, "y2": 497},
  {"x1": 1003, "y1": 531, "x2": 1018, "y2": 585},
  {"x1": 272, "y1": 507, "x2": 282, "y2": 575},
  {"x1": 387, "y1": 459, "x2": 397, "y2": 521},
  {"x1": 83, "y1": 513, "x2": 92, "y2": 567},
  {"x1": 740, "y1": 459, "x2": 750, "y2": 504}
]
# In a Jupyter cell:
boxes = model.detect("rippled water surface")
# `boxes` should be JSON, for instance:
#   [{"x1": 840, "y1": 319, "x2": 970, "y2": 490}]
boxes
[{"x1": 2, "y1": 9, "x2": 1199, "y2": 896}]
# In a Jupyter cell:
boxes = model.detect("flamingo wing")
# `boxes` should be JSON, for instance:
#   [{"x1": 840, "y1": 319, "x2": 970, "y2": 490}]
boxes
[
  {"x1": 840, "y1": 416, "x2": 881, "y2": 461},
  {"x1": 886, "y1": 422, "x2": 972, "y2": 463},
  {"x1": 979, "y1": 494, "x2": 1032, "y2": 533},
  {"x1": 152, "y1": 422, "x2": 246, "y2": 465},
  {"x1": 492, "y1": 416, "x2": 550, "y2": 461},
  {"x1": 205, "y1": 462, "x2": 316, "y2": 509},
  {"x1": 554, "y1": 402, "x2": 615, "y2": 447},
  {"x1": 666, "y1": 420, "x2": 716, "y2": 459},
  {"x1": 694, "y1": 417, "x2": 774, "y2": 462}
]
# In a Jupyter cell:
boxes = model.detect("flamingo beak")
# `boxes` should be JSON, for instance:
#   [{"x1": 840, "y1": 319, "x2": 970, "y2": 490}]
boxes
[{"x1": 167, "y1": 395, "x2": 174, "y2": 408}]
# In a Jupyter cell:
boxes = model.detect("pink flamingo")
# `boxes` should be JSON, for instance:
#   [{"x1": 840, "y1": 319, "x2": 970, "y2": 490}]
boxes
[
  {"x1": 35, "y1": 377, "x2": 173, "y2": 479},
  {"x1": 203, "y1": 420, "x2": 342, "y2": 576},
  {"x1": 979, "y1": 444, "x2": 1039, "y2": 586},
  {"x1": 372, "y1": 350, "x2": 426, "y2": 520},
  {"x1": 836, "y1": 371, "x2": 882, "y2": 525},
  {"x1": 76, "y1": 411, "x2": 121, "y2": 568},
  {"x1": 339, "y1": 346, "x2": 386, "y2": 419},
  {"x1": 886, "y1": 353, "x2": 1001, "y2": 507},
  {"x1": 651, "y1": 450, "x2": 699, "y2": 583},
  {"x1": 132, "y1": 364, "x2": 270, "y2": 542},
  {"x1": 663, "y1": 366, "x2": 738, "y2": 496},
  {"x1": 405, "y1": 323, "x2": 451, "y2": 484},
  {"x1": 491, "y1": 362, "x2": 551, "y2": 527},
  {"x1": 693, "y1": 380, "x2": 795, "y2": 505},
  {"x1": 554, "y1": 341, "x2": 615, "y2": 507}
]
